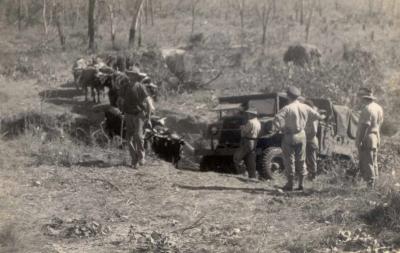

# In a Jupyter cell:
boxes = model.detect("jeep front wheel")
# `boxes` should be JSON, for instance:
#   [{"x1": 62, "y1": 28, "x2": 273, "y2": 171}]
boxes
[{"x1": 258, "y1": 147, "x2": 284, "y2": 180}]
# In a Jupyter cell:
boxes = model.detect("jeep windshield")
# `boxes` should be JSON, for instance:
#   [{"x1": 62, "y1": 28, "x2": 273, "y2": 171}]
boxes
[{"x1": 248, "y1": 98, "x2": 276, "y2": 117}]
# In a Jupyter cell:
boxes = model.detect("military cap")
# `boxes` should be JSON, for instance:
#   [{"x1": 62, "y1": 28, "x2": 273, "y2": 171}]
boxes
[{"x1": 286, "y1": 86, "x2": 301, "y2": 99}]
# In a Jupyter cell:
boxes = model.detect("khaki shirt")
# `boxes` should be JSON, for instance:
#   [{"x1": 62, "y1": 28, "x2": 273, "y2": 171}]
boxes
[
  {"x1": 118, "y1": 79, "x2": 149, "y2": 115},
  {"x1": 274, "y1": 100, "x2": 321, "y2": 134},
  {"x1": 241, "y1": 118, "x2": 261, "y2": 139},
  {"x1": 356, "y1": 101, "x2": 383, "y2": 146}
]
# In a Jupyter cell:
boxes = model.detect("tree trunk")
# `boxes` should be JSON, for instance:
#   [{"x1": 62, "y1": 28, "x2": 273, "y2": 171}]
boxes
[
  {"x1": 239, "y1": 0, "x2": 245, "y2": 50},
  {"x1": 305, "y1": 1, "x2": 314, "y2": 42},
  {"x1": 261, "y1": 2, "x2": 272, "y2": 50},
  {"x1": 300, "y1": 0, "x2": 304, "y2": 25},
  {"x1": 271, "y1": 0, "x2": 276, "y2": 19},
  {"x1": 138, "y1": 8, "x2": 143, "y2": 47},
  {"x1": 18, "y1": 0, "x2": 22, "y2": 31},
  {"x1": 43, "y1": 0, "x2": 48, "y2": 35},
  {"x1": 144, "y1": 0, "x2": 148, "y2": 25},
  {"x1": 107, "y1": 2, "x2": 116, "y2": 49},
  {"x1": 128, "y1": 0, "x2": 145, "y2": 49},
  {"x1": 53, "y1": 1, "x2": 66, "y2": 51},
  {"x1": 149, "y1": 0, "x2": 154, "y2": 26},
  {"x1": 88, "y1": 0, "x2": 96, "y2": 52},
  {"x1": 191, "y1": 0, "x2": 199, "y2": 36},
  {"x1": 317, "y1": 0, "x2": 322, "y2": 16}
]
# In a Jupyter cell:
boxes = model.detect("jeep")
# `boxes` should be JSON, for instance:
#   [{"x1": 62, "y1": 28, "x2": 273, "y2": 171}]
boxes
[{"x1": 195, "y1": 92, "x2": 357, "y2": 178}]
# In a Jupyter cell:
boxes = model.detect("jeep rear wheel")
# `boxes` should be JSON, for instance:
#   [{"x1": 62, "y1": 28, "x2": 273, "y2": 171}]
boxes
[{"x1": 258, "y1": 147, "x2": 284, "y2": 180}]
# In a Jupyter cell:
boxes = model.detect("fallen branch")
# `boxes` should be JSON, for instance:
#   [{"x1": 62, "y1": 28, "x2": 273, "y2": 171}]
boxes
[
  {"x1": 171, "y1": 214, "x2": 205, "y2": 234},
  {"x1": 199, "y1": 70, "x2": 223, "y2": 88}
]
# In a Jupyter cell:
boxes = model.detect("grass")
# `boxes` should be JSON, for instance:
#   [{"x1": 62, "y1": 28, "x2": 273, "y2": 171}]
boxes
[{"x1": 0, "y1": 224, "x2": 22, "y2": 253}]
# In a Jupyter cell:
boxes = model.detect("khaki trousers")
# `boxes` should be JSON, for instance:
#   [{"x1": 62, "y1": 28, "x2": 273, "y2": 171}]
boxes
[
  {"x1": 282, "y1": 131, "x2": 307, "y2": 179},
  {"x1": 359, "y1": 134, "x2": 379, "y2": 186},
  {"x1": 306, "y1": 137, "x2": 318, "y2": 175},
  {"x1": 125, "y1": 112, "x2": 145, "y2": 166},
  {"x1": 234, "y1": 139, "x2": 257, "y2": 178}
]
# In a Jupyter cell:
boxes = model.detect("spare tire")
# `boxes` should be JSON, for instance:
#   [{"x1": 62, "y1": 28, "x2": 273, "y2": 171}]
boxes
[{"x1": 257, "y1": 147, "x2": 284, "y2": 180}]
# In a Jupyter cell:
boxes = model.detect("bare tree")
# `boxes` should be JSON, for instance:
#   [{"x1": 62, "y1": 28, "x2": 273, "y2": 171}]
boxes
[
  {"x1": 138, "y1": 6, "x2": 143, "y2": 47},
  {"x1": 18, "y1": 0, "x2": 23, "y2": 31},
  {"x1": 128, "y1": 0, "x2": 145, "y2": 49},
  {"x1": 104, "y1": 0, "x2": 117, "y2": 49},
  {"x1": 271, "y1": 0, "x2": 276, "y2": 19},
  {"x1": 53, "y1": 0, "x2": 66, "y2": 51},
  {"x1": 317, "y1": 0, "x2": 322, "y2": 16},
  {"x1": 300, "y1": 0, "x2": 304, "y2": 25},
  {"x1": 149, "y1": 0, "x2": 154, "y2": 26},
  {"x1": 88, "y1": 0, "x2": 96, "y2": 52},
  {"x1": 191, "y1": 0, "x2": 200, "y2": 36},
  {"x1": 232, "y1": 0, "x2": 246, "y2": 49},
  {"x1": 256, "y1": 0, "x2": 272, "y2": 50},
  {"x1": 144, "y1": 0, "x2": 148, "y2": 25},
  {"x1": 368, "y1": 0, "x2": 374, "y2": 16},
  {"x1": 42, "y1": 0, "x2": 48, "y2": 35},
  {"x1": 305, "y1": 0, "x2": 315, "y2": 42}
]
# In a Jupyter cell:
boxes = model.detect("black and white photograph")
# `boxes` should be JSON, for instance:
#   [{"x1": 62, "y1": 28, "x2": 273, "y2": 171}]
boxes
[{"x1": 0, "y1": 0, "x2": 399, "y2": 252}]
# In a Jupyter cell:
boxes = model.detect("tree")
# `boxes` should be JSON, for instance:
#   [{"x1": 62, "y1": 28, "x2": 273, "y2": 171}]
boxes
[
  {"x1": 53, "y1": 0, "x2": 66, "y2": 51},
  {"x1": 305, "y1": 0, "x2": 315, "y2": 42},
  {"x1": 104, "y1": 0, "x2": 117, "y2": 49},
  {"x1": 149, "y1": 0, "x2": 154, "y2": 26},
  {"x1": 232, "y1": 0, "x2": 246, "y2": 50},
  {"x1": 300, "y1": 0, "x2": 304, "y2": 25},
  {"x1": 88, "y1": 0, "x2": 96, "y2": 52},
  {"x1": 18, "y1": 0, "x2": 23, "y2": 31},
  {"x1": 128, "y1": 0, "x2": 145, "y2": 49},
  {"x1": 42, "y1": 0, "x2": 48, "y2": 35},
  {"x1": 256, "y1": 0, "x2": 272, "y2": 51},
  {"x1": 191, "y1": 0, "x2": 200, "y2": 36}
]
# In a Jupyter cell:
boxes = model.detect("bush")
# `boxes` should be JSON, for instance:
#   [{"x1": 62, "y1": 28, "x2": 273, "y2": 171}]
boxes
[{"x1": 363, "y1": 191, "x2": 400, "y2": 232}]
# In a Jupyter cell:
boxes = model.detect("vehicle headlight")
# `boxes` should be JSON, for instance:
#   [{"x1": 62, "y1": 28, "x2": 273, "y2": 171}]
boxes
[{"x1": 210, "y1": 126, "x2": 219, "y2": 135}]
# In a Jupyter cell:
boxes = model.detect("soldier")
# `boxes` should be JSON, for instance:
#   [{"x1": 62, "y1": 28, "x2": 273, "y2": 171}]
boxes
[
  {"x1": 274, "y1": 87, "x2": 325, "y2": 191},
  {"x1": 233, "y1": 108, "x2": 261, "y2": 180},
  {"x1": 355, "y1": 88, "x2": 383, "y2": 188},
  {"x1": 303, "y1": 100, "x2": 320, "y2": 180},
  {"x1": 117, "y1": 68, "x2": 155, "y2": 169}
]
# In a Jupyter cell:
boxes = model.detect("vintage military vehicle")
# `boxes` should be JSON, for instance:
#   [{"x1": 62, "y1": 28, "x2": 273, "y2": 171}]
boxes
[{"x1": 195, "y1": 92, "x2": 358, "y2": 178}]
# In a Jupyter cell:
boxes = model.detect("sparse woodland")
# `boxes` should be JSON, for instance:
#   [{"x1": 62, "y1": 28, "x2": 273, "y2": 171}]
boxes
[{"x1": 1, "y1": 0, "x2": 400, "y2": 252}]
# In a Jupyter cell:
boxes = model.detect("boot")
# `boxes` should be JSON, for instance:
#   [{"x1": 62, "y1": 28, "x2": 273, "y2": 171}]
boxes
[
  {"x1": 282, "y1": 177, "x2": 294, "y2": 191},
  {"x1": 308, "y1": 172, "x2": 316, "y2": 181},
  {"x1": 296, "y1": 175, "x2": 304, "y2": 191}
]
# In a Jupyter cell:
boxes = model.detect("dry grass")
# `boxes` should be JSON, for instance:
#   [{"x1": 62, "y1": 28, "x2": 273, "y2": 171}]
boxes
[{"x1": 1, "y1": 1, "x2": 400, "y2": 252}]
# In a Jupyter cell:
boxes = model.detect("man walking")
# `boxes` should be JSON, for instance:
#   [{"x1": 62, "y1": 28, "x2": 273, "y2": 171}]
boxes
[
  {"x1": 274, "y1": 87, "x2": 325, "y2": 191},
  {"x1": 233, "y1": 108, "x2": 261, "y2": 180},
  {"x1": 303, "y1": 100, "x2": 320, "y2": 180},
  {"x1": 117, "y1": 69, "x2": 155, "y2": 168},
  {"x1": 355, "y1": 88, "x2": 383, "y2": 188}
]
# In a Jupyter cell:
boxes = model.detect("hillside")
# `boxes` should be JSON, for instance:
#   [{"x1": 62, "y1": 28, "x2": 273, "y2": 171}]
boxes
[{"x1": 1, "y1": 0, "x2": 400, "y2": 252}]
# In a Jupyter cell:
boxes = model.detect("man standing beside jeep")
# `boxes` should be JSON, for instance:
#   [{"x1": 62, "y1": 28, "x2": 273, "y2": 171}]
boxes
[
  {"x1": 273, "y1": 86, "x2": 325, "y2": 191},
  {"x1": 233, "y1": 108, "x2": 261, "y2": 180},
  {"x1": 355, "y1": 88, "x2": 383, "y2": 188}
]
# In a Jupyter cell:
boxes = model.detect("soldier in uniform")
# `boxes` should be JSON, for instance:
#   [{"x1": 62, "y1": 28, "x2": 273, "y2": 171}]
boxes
[
  {"x1": 117, "y1": 68, "x2": 155, "y2": 169},
  {"x1": 274, "y1": 87, "x2": 325, "y2": 191},
  {"x1": 233, "y1": 108, "x2": 261, "y2": 180},
  {"x1": 355, "y1": 88, "x2": 383, "y2": 188}
]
